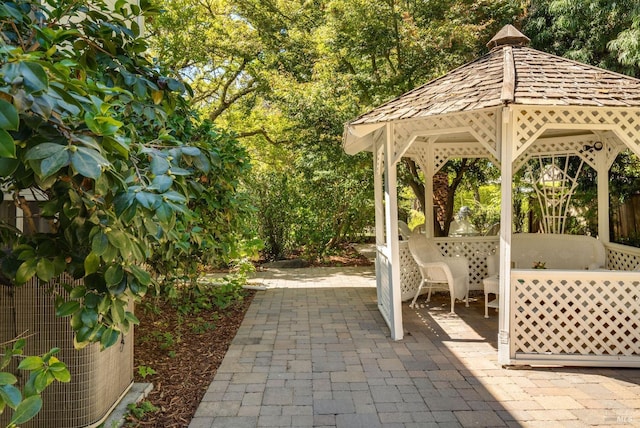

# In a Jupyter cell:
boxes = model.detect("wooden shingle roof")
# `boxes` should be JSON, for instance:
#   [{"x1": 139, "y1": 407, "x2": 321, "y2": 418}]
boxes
[{"x1": 349, "y1": 25, "x2": 640, "y2": 126}]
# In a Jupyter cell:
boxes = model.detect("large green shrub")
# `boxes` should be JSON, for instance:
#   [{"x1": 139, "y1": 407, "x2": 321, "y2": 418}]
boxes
[{"x1": 0, "y1": 0, "x2": 253, "y2": 349}]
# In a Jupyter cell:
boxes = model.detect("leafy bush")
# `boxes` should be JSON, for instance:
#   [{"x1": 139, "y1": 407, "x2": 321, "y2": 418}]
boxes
[{"x1": 0, "y1": 0, "x2": 253, "y2": 349}]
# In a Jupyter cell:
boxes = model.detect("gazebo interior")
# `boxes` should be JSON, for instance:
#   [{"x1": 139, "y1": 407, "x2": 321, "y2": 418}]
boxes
[{"x1": 343, "y1": 25, "x2": 640, "y2": 367}]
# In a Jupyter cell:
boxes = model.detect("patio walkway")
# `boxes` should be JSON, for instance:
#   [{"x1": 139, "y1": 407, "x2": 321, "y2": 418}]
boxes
[{"x1": 189, "y1": 267, "x2": 640, "y2": 427}]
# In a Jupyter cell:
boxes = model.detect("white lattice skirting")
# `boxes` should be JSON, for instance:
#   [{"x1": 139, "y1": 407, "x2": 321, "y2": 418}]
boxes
[{"x1": 511, "y1": 269, "x2": 640, "y2": 367}]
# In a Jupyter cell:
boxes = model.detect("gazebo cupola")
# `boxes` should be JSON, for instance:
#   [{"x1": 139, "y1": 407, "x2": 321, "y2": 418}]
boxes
[{"x1": 344, "y1": 25, "x2": 640, "y2": 367}]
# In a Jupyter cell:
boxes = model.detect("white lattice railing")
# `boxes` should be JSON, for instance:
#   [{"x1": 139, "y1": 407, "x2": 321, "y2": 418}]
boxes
[
  {"x1": 605, "y1": 242, "x2": 640, "y2": 271},
  {"x1": 376, "y1": 247, "x2": 394, "y2": 331},
  {"x1": 399, "y1": 237, "x2": 499, "y2": 300},
  {"x1": 510, "y1": 269, "x2": 640, "y2": 366}
]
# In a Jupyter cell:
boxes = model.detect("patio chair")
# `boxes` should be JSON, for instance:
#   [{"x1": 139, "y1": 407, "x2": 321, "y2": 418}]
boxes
[
  {"x1": 408, "y1": 230, "x2": 469, "y2": 313},
  {"x1": 398, "y1": 220, "x2": 411, "y2": 240}
]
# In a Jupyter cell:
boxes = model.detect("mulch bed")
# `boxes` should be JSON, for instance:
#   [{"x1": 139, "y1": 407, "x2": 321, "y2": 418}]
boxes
[
  {"x1": 126, "y1": 245, "x2": 369, "y2": 426},
  {"x1": 126, "y1": 291, "x2": 255, "y2": 427}
]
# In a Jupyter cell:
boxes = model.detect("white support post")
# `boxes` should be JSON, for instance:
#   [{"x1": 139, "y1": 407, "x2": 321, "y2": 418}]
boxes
[
  {"x1": 596, "y1": 147, "x2": 610, "y2": 243},
  {"x1": 498, "y1": 107, "x2": 513, "y2": 365},
  {"x1": 384, "y1": 123, "x2": 403, "y2": 340}
]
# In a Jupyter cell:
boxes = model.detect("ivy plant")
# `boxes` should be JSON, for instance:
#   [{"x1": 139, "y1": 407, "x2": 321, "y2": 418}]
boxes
[{"x1": 0, "y1": 0, "x2": 253, "y2": 350}]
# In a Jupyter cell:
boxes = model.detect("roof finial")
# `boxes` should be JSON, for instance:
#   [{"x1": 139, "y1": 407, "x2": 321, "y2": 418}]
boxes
[{"x1": 487, "y1": 24, "x2": 530, "y2": 49}]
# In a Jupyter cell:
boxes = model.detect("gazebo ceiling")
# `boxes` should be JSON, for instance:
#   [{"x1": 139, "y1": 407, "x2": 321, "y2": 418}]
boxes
[{"x1": 344, "y1": 25, "x2": 640, "y2": 150}]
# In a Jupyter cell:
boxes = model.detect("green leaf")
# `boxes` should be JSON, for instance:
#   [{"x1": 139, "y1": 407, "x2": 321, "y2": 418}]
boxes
[
  {"x1": 135, "y1": 191, "x2": 160, "y2": 209},
  {"x1": 19, "y1": 61, "x2": 48, "y2": 93},
  {"x1": 105, "y1": 264, "x2": 124, "y2": 286},
  {"x1": 55, "y1": 300, "x2": 80, "y2": 317},
  {"x1": 71, "y1": 147, "x2": 108, "y2": 179},
  {"x1": 150, "y1": 155, "x2": 170, "y2": 175},
  {"x1": 106, "y1": 230, "x2": 128, "y2": 249},
  {"x1": 40, "y1": 149, "x2": 70, "y2": 178},
  {"x1": 0, "y1": 158, "x2": 19, "y2": 176},
  {"x1": 66, "y1": 287, "x2": 86, "y2": 303},
  {"x1": 36, "y1": 258, "x2": 55, "y2": 282},
  {"x1": 0, "y1": 99, "x2": 19, "y2": 131},
  {"x1": 100, "y1": 327, "x2": 119, "y2": 349},
  {"x1": 0, "y1": 372, "x2": 17, "y2": 385},
  {"x1": 50, "y1": 365, "x2": 70, "y2": 383},
  {"x1": 92, "y1": 232, "x2": 109, "y2": 256},
  {"x1": 0, "y1": 129, "x2": 16, "y2": 158},
  {"x1": 129, "y1": 265, "x2": 151, "y2": 286},
  {"x1": 150, "y1": 174, "x2": 173, "y2": 192},
  {"x1": 17, "y1": 356, "x2": 42, "y2": 371},
  {"x1": 0, "y1": 384, "x2": 21, "y2": 409},
  {"x1": 84, "y1": 252, "x2": 100, "y2": 275},
  {"x1": 25, "y1": 143, "x2": 66, "y2": 160},
  {"x1": 125, "y1": 311, "x2": 140, "y2": 325},
  {"x1": 15, "y1": 259, "x2": 37, "y2": 284}
]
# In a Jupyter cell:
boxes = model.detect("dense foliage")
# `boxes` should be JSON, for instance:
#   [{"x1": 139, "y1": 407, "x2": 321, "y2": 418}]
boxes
[
  {"x1": 149, "y1": 0, "x2": 524, "y2": 257},
  {"x1": 0, "y1": 0, "x2": 252, "y2": 351}
]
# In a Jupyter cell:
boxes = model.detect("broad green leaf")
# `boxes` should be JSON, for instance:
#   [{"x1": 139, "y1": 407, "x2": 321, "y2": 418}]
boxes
[
  {"x1": 81, "y1": 308, "x2": 98, "y2": 326},
  {"x1": 15, "y1": 259, "x2": 37, "y2": 284},
  {"x1": 0, "y1": 99, "x2": 19, "y2": 131},
  {"x1": 64, "y1": 285, "x2": 84, "y2": 301},
  {"x1": 71, "y1": 147, "x2": 108, "y2": 179},
  {"x1": 125, "y1": 311, "x2": 140, "y2": 325},
  {"x1": 129, "y1": 265, "x2": 151, "y2": 286},
  {"x1": 0, "y1": 373, "x2": 17, "y2": 385},
  {"x1": 150, "y1": 155, "x2": 170, "y2": 175},
  {"x1": 0, "y1": 129, "x2": 16, "y2": 158},
  {"x1": 40, "y1": 149, "x2": 70, "y2": 178},
  {"x1": 25, "y1": 143, "x2": 66, "y2": 160},
  {"x1": 111, "y1": 302, "x2": 125, "y2": 325},
  {"x1": 92, "y1": 232, "x2": 109, "y2": 255},
  {"x1": 135, "y1": 191, "x2": 160, "y2": 209},
  {"x1": 35, "y1": 258, "x2": 55, "y2": 282},
  {"x1": 150, "y1": 174, "x2": 173, "y2": 192},
  {"x1": 100, "y1": 327, "x2": 119, "y2": 349},
  {"x1": 105, "y1": 264, "x2": 124, "y2": 286},
  {"x1": 55, "y1": 300, "x2": 80, "y2": 317},
  {"x1": 33, "y1": 371, "x2": 51, "y2": 393},
  {"x1": 17, "y1": 356, "x2": 42, "y2": 371},
  {"x1": 84, "y1": 292, "x2": 101, "y2": 308},
  {"x1": 84, "y1": 252, "x2": 100, "y2": 275},
  {"x1": 50, "y1": 365, "x2": 70, "y2": 383},
  {"x1": 19, "y1": 61, "x2": 48, "y2": 93},
  {"x1": 181, "y1": 146, "x2": 201, "y2": 156},
  {"x1": 0, "y1": 384, "x2": 21, "y2": 409},
  {"x1": 106, "y1": 230, "x2": 128, "y2": 249},
  {"x1": 0, "y1": 158, "x2": 19, "y2": 176}
]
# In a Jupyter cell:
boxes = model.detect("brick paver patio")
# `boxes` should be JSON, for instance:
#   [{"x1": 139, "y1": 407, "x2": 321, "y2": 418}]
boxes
[{"x1": 189, "y1": 267, "x2": 640, "y2": 427}]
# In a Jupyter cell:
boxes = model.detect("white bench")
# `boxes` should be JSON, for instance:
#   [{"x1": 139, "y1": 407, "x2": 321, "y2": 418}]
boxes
[
  {"x1": 483, "y1": 233, "x2": 606, "y2": 318},
  {"x1": 511, "y1": 233, "x2": 606, "y2": 270}
]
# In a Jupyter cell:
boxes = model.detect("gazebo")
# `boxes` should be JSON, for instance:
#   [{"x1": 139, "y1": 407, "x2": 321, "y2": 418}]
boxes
[{"x1": 343, "y1": 25, "x2": 640, "y2": 367}]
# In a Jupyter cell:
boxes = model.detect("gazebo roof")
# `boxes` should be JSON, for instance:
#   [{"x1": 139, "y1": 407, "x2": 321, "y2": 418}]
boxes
[{"x1": 348, "y1": 25, "x2": 640, "y2": 127}]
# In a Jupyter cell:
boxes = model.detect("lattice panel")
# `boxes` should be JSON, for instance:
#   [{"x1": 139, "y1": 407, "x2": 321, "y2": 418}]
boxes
[
  {"x1": 399, "y1": 243, "x2": 422, "y2": 301},
  {"x1": 514, "y1": 108, "x2": 640, "y2": 156},
  {"x1": 512, "y1": 273, "x2": 640, "y2": 357},
  {"x1": 393, "y1": 110, "x2": 498, "y2": 154},
  {"x1": 376, "y1": 250, "x2": 393, "y2": 330},
  {"x1": 436, "y1": 238, "x2": 499, "y2": 290},
  {"x1": 514, "y1": 138, "x2": 599, "y2": 172},
  {"x1": 606, "y1": 244, "x2": 640, "y2": 271}
]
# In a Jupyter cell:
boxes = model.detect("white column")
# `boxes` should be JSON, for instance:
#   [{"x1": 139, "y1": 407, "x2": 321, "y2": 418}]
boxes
[
  {"x1": 384, "y1": 123, "x2": 403, "y2": 340},
  {"x1": 596, "y1": 146, "x2": 609, "y2": 243},
  {"x1": 498, "y1": 107, "x2": 513, "y2": 365}
]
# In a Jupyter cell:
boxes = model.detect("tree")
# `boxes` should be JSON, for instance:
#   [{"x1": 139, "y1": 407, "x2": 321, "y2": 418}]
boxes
[{"x1": 0, "y1": 0, "x2": 252, "y2": 349}]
